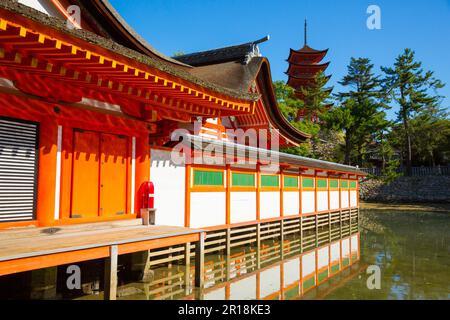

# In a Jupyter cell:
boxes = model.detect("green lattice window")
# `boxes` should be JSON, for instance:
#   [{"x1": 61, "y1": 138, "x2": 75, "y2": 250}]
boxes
[
  {"x1": 350, "y1": 181, "x2": 357, "y2": 188},
  {"x1": 317, "y1": 179, "x2": 327, "y2": 189},
  {"x1": 261, "y1": 175, "x2": 279, "y2": 187},
  {"x1": 193, "y1": 170, "x2": 224, "y2": 186},
  {"x1": 341, "y1": 180, "x2": 349, "y2": 188},
  {"x1": 284, "y1": 176, "x2": 299, "y2": 188},
  {"x1": 232, "y1": 172, "x2": 255, "y2": 187},
  {"x1": 329, "y1": 180, "x2": 339, "y2": 188},
  {"x1": 302, "y1": 177, "x2": 314, "y2": 188}
]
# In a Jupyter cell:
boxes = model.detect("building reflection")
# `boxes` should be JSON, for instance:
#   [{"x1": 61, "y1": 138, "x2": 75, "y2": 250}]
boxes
[{"x1": 117, "y1": 233, "x2": 361, "y2": 300}]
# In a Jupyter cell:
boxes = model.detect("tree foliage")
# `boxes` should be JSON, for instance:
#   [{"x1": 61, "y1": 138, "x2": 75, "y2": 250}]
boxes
[
  {"x1": 381, "y1": 48, "x2": 445, "y2": 175},
  {"x1": 274, "y1": 51, "x2": 449, "y2": 172},
  {"x1": 324, "y1": 58, "x2": 389, "y2": 166}
]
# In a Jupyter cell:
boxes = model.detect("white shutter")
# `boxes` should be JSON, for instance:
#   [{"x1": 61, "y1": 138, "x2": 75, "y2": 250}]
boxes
[{"x1": 0, "y1": 118, "x2": 38, "y2": 222}]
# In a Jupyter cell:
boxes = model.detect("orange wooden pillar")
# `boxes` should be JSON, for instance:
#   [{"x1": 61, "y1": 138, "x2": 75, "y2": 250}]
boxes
[
  {"x1": 226, "y1": 164, "x2": 231, "y2": 225},
  {"x1": 135, "y1": 134, "x2": 150, "y2": 216},
  {"x1": 280, "y1": 168, "x2": 284, "y2": 218},
  {"x1": 36, "y1": 119, "x2": 59, "y2": 226},
  {"x1": 256, "y1": 163, "x2": 261, "y2": 221}
]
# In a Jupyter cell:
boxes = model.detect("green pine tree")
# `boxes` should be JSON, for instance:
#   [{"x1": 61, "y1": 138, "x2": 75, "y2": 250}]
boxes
[
  {"x1": 381, "y1": 48, "x2": 445, "y2": 175},
  {"x1": 325, "y1": 57, "x2": 388, "y2": 166}
]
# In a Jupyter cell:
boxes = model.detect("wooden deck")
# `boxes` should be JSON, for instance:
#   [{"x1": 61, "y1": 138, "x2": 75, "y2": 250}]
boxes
[{"x1": 0, "y1": 219, "x2": 204, "y2": 277}]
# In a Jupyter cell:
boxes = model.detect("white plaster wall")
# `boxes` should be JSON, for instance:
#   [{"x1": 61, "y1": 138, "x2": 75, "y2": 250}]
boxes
[
  {"x1": 302, "y1": 251, "x2": 316, "y2": 277},
  {"x1": 342, "y1": 238, "x2": 350, "y2": 257},
  {"x1": 351, "y1": 234, "x2": 359, "y2": 254},
  {"x1": 350, "y1": 190, "x2": 358, "y2": 207},
  {"x1": 330, "y1": 191, "x2": 340, "y2": 210},
  {"x1": 283, "y1": 191, "x2": 299, "y2": 216},
  {"x1": 301, "y1": 191, "x2": 315, "y2": 214},
  {"x1": 317, "y1": 247, "x2": 329, "y2": 269},
  {"x1": 190, "y1": 192, "x2": 226, "y2": 228},
  {"x1": 260, "y1": 266, "x2": 280, "y2": 298},
  {"x1": 283, "y1": 258, "x2": 300, "y2": 286},
  {"x1": 341, "y1": 191, "x2": 349, "y2": 208},
  {"x1": 317, "y1": 191, "x2": 328, "y2": 212},
  {"x1": 150, "y1": 149, "x2": 185, "y2": 227},
  {"x1": 330, "y1": 242, "x2": 341, "y2": 263},
  {"x1": 205, "y1": 287, "x2": 226, "y2": 300},
  {"x1": 230, "y1": 275, "x2": 257, "y2": 300},
  {"x1": 260, "y1": 192, "x2": 280, "y2": 219},
  {"x1": 230, "y1": 192, "x2": 256, "y2": 224}
]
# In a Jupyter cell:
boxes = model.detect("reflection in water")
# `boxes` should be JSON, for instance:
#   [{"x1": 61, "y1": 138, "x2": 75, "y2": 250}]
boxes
[
  {"x1": 115, "y1": 232, "x2": 360, "y2": 300},
  {"x1": 77, "y1": 210, "x2": 448, "y2": 300},
  {"x1": 324, "y1": 210, "x2": 449, "y2": 300}
]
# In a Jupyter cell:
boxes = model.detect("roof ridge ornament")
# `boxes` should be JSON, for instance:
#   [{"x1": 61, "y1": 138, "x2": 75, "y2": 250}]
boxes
[{"x1": 245, "y1": 35, "x2": 269, "y2": 64}]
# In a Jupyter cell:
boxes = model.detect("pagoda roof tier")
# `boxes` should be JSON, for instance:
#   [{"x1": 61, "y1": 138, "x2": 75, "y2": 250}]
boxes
[
  {"x1": 287, "y1": 74, "x2": 331, "y2": 89},
  {"x1": 287, "y1": 46, "x2": 328, "y2": 65},
  {"x1": 285, "y1": 62, "x2": 330, "y2": 76}
]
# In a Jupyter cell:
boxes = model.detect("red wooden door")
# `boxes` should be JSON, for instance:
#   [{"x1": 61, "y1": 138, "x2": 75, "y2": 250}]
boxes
[
  {"x1": 99, "y1": 133, "x2": 128, "y2": 217},
  {"x1": 71, "y1": 130, "x2": 100, "y2": 218}
]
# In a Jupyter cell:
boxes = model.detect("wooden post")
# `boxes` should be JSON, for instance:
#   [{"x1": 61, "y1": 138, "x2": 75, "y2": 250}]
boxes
[
  {"x1": 195, "y1": 232, "x2": 205, "y2": 288},
  {"x1": 184, "y1": 242, "x2": 191, "y2": 295},
  {"x1": 280, "y1": 220, "x2": 284, "y2": 258},
  {"x1": 349, "y1": 210, "x2": 353, "y2": 235},
  {"x1": 357, "y1": 207, "x2": 360, "y2": 231},
  {"x1": 280, "y1": 168, "x2": 284, "y2": 218},
  {"x1": 256, "y1": 223, "x2": 261, "y2": 269},
  {"x1": 226, "y1": 228, "x2": 231, "y2": 257},
  {"x1": 328, "y1": 211, "x2": 332, "y2": 243},
  {"x1": 226, "y1": 165, "x2": 231, "y2": 225},
  {"x1": 300, "y1": 216, "x2": 303, "y2": 253},
  {"x1": 185, "y1": 164, "x2": 191, "y2": 227},
  {"x1": 339, "y1": 210, "x2": 343, "y2": 239},
  {"x1": 185, "y1": 242, "x2": 191, "y2": 266},
  {"x1": 225, "y1": 228, "x2": 231, "y2": 280},
  {"x1": 104, "y1": 245, "x2": 118, "y2": 300},
  {"x1": 315, "y1": 214, "x2": 319, "y2": 247},
  {"x1": 256, "y1": 164, "x2": 261, "y2": 221}
]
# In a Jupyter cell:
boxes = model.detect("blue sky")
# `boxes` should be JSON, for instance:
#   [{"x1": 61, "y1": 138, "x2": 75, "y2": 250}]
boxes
[{"x1": 110, "y1": 0, "x2": 450, "y2": 119}]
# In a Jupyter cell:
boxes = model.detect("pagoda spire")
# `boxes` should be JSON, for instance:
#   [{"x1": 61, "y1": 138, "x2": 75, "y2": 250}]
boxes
[{"x1": 304, "y1": 19, "x2": 307, "y2": 46}]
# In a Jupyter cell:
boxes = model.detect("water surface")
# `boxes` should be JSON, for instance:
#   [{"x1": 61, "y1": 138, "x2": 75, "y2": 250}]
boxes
[{"x1": 320, "y1": 210, "x2": 449, "y2": 300}]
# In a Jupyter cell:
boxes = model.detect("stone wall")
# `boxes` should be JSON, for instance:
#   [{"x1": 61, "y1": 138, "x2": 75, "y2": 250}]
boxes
[{"x1": 360, "y1": 176, "x2": 450, "y2": 203}]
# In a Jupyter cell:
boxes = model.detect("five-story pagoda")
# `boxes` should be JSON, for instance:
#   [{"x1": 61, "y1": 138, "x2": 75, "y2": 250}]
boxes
[{"x1": 286, "y1": 20, "x2": 331, "y2": 121}]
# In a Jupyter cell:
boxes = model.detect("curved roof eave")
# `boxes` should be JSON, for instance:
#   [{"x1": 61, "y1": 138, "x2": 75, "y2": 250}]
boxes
[
  {"x1": 90, "y1": 0, "x2": 192, "y2": 68},
  {"x1": 0, "y1": 0, "x2": 258, "y2": 102},
  {"x1": 256, "y1": 58, "x2": 312, "y2": 142}
]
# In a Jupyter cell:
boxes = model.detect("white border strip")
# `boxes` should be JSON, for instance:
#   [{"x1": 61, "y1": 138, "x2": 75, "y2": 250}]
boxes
[
  {"x1": 53, "y1": 125, "x2": 62, "y2": 220},
  {"x1": 131, "y1": 137, "x2": 136, "y2": 214}
]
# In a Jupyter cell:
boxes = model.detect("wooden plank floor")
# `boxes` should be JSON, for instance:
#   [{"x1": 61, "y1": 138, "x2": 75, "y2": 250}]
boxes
[
  {"x1": 0, "y1": 220, "x2": 202, "y2": 262},
  {"x1": 0, "y1": 220, "x2": 204, "y2": 277}
]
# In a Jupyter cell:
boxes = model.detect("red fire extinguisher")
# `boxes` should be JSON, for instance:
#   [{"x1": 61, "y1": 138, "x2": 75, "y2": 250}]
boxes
[{"x1": 139, "y1": 181, "x2": 154, "y2": 210}]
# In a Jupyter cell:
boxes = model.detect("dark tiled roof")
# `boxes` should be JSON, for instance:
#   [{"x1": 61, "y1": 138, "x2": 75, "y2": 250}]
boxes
[
  {"x1": 170, "y1": 36, "x2": 312, "y2": 142},
  {"x1": 174, "y1": 36, "x2": 270, "y2": 66},
  {"x1": 76, "y1": 0, "x2": 189, "y2": 67},
  {"x1": 187, "y1": 58, "x2": 264, "y2": 92}
]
